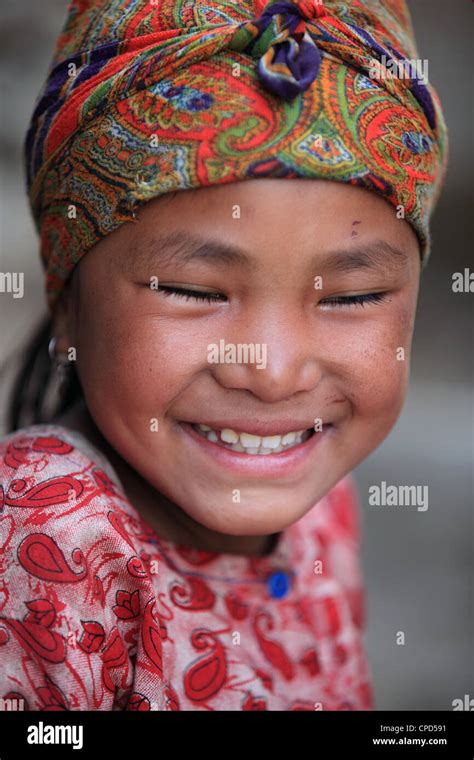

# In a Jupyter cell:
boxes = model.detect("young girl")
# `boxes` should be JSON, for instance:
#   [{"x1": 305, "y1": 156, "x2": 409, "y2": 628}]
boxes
[{"x1": 0, "y1": 0, "x2": 447, "y2": 710}]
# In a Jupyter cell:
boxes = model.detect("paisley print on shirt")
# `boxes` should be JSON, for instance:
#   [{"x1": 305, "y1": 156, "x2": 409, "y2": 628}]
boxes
[{"x1": 0, "y1": 424, "x2": 374, "y2": 711}]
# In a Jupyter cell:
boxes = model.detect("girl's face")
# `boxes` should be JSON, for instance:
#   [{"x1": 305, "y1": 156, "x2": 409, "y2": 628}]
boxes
[{"x1": 60, "y1": 179, "x2": 420, "y2": 541}]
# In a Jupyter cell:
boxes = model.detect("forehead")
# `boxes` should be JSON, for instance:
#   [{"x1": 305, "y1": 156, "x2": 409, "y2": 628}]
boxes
[
  {"x1": 139, "y1": 178, "x2": 416, "y2": 240},
  {"x1": 83, "y1": 178, "x2": 420, "y2": 280},
  {"x1": 125, "y1": 179, "x2": 418, "y2": 269}
]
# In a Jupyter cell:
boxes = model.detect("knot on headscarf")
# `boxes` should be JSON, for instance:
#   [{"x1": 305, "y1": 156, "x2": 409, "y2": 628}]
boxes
[
  {"x1": 230, "y1": 0, "x2": 436, "y2": 127},
  {"x1": 229, "y1": 1, "x2": 328, "y2": 100}
]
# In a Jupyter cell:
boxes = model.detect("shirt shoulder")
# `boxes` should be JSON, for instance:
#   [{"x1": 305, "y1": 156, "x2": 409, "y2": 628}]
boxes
[
  {"x1": 297, "y1": 474, "x2": 363, "y2": 545},
  {"x1": 0, "y1": 422, "x2": 123, "y2": 494},
  {"x1": 0, "y1": 424, "x2": 163, "y2": 710},
  {"x1": 0, "y1": 422, "x2": 135, "y2": 554},
  {"x1": 292, "y1": 475, "x2": 367, "y2": 631}
]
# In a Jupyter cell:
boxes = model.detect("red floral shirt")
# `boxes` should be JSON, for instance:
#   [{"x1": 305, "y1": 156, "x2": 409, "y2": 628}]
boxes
[{"x1": 0, "y1": 424, "x2": 374, "y2": 711}]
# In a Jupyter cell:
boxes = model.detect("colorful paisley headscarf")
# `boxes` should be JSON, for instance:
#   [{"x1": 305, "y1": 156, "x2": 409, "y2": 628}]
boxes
[{"x1": 24, "y1": 0, "x2": 448, "y2": 311}]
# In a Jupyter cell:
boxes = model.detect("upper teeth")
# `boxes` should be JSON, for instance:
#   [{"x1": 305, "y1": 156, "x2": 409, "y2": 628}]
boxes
[{"x1": 194, "y1": 424, "x2": 310, "y2": 454}]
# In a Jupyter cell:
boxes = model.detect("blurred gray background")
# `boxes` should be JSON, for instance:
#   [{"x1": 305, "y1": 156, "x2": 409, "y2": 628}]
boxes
[{"x1": 0, "y1": 0, "x2": 472, "y2": 709}]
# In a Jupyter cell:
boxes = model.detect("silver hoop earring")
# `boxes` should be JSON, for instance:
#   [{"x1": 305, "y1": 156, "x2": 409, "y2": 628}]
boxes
[
  {"x1": 48, "y1": 336, "x2": 70, "y2": 367},
  {"x1": 48, "y1": 336, "x2": 73, "y2": 403}
]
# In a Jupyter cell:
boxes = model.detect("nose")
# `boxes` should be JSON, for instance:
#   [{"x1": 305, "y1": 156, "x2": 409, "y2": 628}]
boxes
[{"x1": 209, "y1": 306, "x2": 323, "y2": 403}]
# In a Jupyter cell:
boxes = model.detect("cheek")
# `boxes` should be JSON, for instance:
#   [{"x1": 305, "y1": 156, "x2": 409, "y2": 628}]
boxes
[
  {"x1": 335, "y1": 305, "x2": 416, "y2": 421},
  {"x1": 353, "y1": 343, "x2": 409, "y2": 421},
  {"x1": 76, "y1": 307, "x2": 211, "y2": 412}
]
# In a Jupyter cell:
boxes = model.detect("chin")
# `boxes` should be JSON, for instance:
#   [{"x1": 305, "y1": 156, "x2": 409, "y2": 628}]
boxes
[{"x1": 185, "y1": 495, "x2": 309, "y2": 538}]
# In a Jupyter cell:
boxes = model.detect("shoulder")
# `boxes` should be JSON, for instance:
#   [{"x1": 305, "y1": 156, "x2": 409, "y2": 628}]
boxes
[
  {"x1": 0, "y1": 423, "x2": 149, "y2": 567},
  {"x1": 327, "y1": 474, "x2": 363, "y2": 542},
  {"x1": 0, "y1": 423, "x2": 123, "y2": 495},
  {"x1": 0, "y1": 424, "x2": 158, "y2": 709},
  {"x1": 0, "y1": 423, "x2": 131, "y2": 546},
  {"x1": 293, "y1": 476, "x2": 368, "y2": 630},
  {"x1": 0, "y1": 425, "x2": 132, "y2": 522},
  {"x1": 298, "y1": 474, "x2": 363, "y2": 545}
]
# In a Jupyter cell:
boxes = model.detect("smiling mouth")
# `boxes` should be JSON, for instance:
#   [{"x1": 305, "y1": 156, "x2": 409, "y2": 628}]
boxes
[{"x1": 190, "y1": 423, "x2": 318, "y2": 455}]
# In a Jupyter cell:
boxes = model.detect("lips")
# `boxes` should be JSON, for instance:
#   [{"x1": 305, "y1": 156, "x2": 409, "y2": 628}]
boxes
[
  {"x1": 192, "y1": 423, "x2": 314, "y2": 455},
  {"x1": 179, "y1": 420, "x2": 330, "y2": 479}
]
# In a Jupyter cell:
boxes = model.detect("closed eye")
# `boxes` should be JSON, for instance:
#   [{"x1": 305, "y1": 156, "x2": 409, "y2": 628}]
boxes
[
  {"x1": 156, "y1": 285, "x2": 227, "y2": 303},
  {"x1": 320, "y1": 292, "x2": 388, "y2": 308},
  {"x1": 153, "y1": 286, "x2": 387, "y2": 307}
]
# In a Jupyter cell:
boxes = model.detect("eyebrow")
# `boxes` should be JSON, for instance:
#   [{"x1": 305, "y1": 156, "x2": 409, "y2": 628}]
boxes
[
  {"x1": 130, "y1": 231, "x2": 410, "y2": 274},
  {"x1": 320, "y1": 239, "x2": 411, "y2": 273},
  {"x1": 130, "y1": 230, "x2": 257, "y2": 273}
]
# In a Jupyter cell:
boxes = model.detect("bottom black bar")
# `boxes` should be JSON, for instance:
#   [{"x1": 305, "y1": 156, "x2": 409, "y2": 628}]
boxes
[{"x1": 0, "y1": 710, "x2": 472, "y2": 757}]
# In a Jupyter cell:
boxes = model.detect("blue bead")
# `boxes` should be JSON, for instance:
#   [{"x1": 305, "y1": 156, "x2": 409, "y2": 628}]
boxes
[{"x1": 267, "y1": 570, "x2": 290, "y2": 599}]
